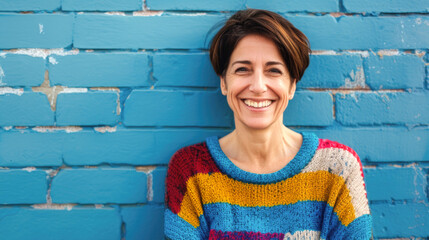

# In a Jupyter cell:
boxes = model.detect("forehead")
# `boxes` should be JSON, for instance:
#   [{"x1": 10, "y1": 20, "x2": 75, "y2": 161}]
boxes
[{"x1": 230, "y1": 34, "x2": 284, "y2": 63}]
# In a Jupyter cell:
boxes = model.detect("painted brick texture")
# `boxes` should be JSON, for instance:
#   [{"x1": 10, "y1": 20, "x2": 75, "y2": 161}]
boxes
[{"x1": 0, "y1": 1, "x2": 428, "y2": 239}]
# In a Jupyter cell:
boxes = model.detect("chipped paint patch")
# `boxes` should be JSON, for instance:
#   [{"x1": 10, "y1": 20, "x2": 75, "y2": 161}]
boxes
[
  {"x1": 377, "y1": 50, "x2": 399, "y2": 58},
  {"x1": 0, "y1": 87, "x2": 24, "y2": 96},
  {"x1": 133, "y1": 10, "x2": 164, "y2": 16},
  {"x1": 94, "y1": 126, "x2": 117, "y2": 133},
  {"x1": 95, "y1": 204, "x2": 104, "y2": 209},
  {"x1": 23, "y1": 167, "x2": 36, "y2": 172},
  {"x1": 60, "y1": 88, "x2": 88, "y2": 93},
  {"x1": 0, "y1": 52, "x2": 6, "y2": 58},
  {"x1": 3, "y1": 126, "x2": 12, "y2": 131},
  {"x1": 90, "y1": 87, "x2": 120, "y2": 92},
  {"x1": 49, "y1": 56, "x2": 58, "y2": 65},
  {"x1": 136, "y1": 166, "x2": 156, "y2": 173},
  {"x1": 105, "y1": 11, "x2": 126, "y2": 16},
  {"x1": 32, "y1": 126, "x2": 82, "y2": 133},
  {"x1": 0, "y1": 65, "x2": 5, "y2": 85},
  {"x1": 39, "y1": 24, "x2": 44, "y2": 34},
  {"x1": 344, "y1": 67, "x2": 366, "y2": 89},
  {"x1": 32, "y1": 203, "x2": 76, "y2": 210},
  {"x1": 147, "y1": 172, "x2": 153, "y2": 201},
  {"x1": 311, "y1": 50, "x2": 337, "y2": 55},
  {"x1": 4, "y1": 48, "x2": 79, "y2": 59},
  {"x1": 346, "y1": 50, "x2": 369, "y2": 57}
]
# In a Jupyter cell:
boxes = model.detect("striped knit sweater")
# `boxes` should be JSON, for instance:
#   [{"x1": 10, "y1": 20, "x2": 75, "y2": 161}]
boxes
[{"x1": 164, "y1": 132, "x2": 372, "y2": 240}]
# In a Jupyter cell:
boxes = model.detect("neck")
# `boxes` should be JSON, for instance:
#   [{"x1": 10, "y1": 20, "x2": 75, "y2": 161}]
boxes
[{"x1": 220, "y1": 119, "x2": 302, "y2": 172}]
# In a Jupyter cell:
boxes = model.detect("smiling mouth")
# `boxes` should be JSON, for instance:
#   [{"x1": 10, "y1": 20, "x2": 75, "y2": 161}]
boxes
[{"x1": 243, "y1": 99, "x2": 273, "y2": 108}]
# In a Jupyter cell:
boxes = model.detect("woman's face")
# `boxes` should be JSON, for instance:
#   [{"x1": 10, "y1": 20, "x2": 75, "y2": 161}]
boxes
[{"x1": 220, "y1": 34, "x2": 296, "y2": 130}]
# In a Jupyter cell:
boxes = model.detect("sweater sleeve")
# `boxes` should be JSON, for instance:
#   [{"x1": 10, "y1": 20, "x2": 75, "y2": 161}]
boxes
[
  {"x1": 164, "y1": 147, "x2": 209, "y2": 240},
  {"x1": 328, "y1": 149, "x2": 373, "y2": 240}
]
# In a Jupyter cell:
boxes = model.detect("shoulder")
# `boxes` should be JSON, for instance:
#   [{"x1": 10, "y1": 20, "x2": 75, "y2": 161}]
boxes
[
  {"x1": 303, "y1": 138, "x2": 364, "y2": 179},
  {"x1": 167, "y1": 141, "x2": 220, "y2": 180}
]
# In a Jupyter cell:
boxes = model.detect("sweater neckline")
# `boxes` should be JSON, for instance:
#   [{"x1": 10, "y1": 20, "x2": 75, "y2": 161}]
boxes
[{"x1": 206, "y1": 132, "x2": 319, "y2": 184}]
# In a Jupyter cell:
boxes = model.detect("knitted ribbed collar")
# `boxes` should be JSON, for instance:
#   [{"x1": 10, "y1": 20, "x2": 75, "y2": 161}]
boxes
[{"x1": 206, "y1": 132, "x2": 319, "y2": 184}]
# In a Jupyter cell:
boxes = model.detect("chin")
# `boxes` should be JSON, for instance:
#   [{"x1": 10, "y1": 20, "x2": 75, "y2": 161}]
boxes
[{"x1": 239, "y1": 118, "x2": 276, "y2": 130}]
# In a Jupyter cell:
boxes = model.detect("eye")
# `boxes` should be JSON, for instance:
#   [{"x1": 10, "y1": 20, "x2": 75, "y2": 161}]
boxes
[
  {"x1": 268, "y1": 68, "x2": 282, "y2": 74},
  {"x1": 235, "y1": 67, "x2": 249, "y2": 73}
]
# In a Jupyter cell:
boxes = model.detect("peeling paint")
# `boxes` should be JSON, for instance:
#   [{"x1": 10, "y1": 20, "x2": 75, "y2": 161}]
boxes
[
  {"x1": 32, "y1": 203, "x2": 75, "y2": 210},
  {"x1": 0, "y1": 87, "x2": 24, "y2": 96},
  {"x1": 90, "y1": 87, "x2": 119, "y2": 92},
  {"x1": 3, "y1": 126, "x2": 12, "y2": 131},
  {"x1": 135, "y1": 166, "x2": 156, "y2": 173},
  {"x1": 49, "y1": 56, "x2": 58, "y2": 65},
  {"x1": 0, "y1": 65, "x2": 5, "y2": 86},
  {"x1": 377, "y1": 50, "x2": 399, "y2": 58},
  {"x1": 0, "y1": 52, "x2": 6, "y2": 58},
  {"x1": 346, "y1": 50, "x2": 369, "y2": 57},
  {"x1": 171, "y1": 12, "x2": 207, "y2": 16},
  {"x1": 23, "y1": 167, "x2": 36, "y2": 172},
  {"x1": 133, "y1": 10, "x2": 163, "y2": 16},
  {"x1": 94, "y1": 126, "x2": 117, "y2": 133},
  {"x1": 4, "y1": 48, "x2": 79, "y2": 59},
  {"x1": 105, "y1": 11, "x2": 126, "y2": 16},
  {"x1": 95, "y1": 204, "x2": 104, "y2": 209},
  {"x1": 32, "y1": 126, "x2": 82, "y2": 133},
  {"x1": 344, "y1": 67, "x2": 366, "y2": 89},
  {"x1": 310, "y1": 50, "x2": 337, "y2": 55},
  {"x1": 45, "y1": 168, "x2": 61, "y2": 178},
  {"x1": 60, "y1": 88, "x2": 88, "y2": 93},
  {"x1": 39, "y1": 24, "x2": 44, "y2": 34}
]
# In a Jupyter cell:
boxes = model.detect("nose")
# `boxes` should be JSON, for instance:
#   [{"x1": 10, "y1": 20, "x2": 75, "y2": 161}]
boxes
[{"x1": 249, "y1": 70, "x2": 267, "y2": 93}]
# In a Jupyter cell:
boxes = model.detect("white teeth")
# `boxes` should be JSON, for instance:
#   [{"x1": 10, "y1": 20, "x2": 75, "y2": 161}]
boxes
[{"x1": 244, "y1": 99, "x2": 272, "y2": 108}]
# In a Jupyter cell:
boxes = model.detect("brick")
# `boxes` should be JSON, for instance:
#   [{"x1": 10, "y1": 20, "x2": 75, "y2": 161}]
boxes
[
  {"x1": 56, "y1": 92, "x2": 118, "y2": 126},
  {"x1": 247, "y1": 0, "x2": 338, "y2": 12},
  {"x1": 364, "y1": 54, "x2": 425, "y2": 90},
  {"x1": 152, "y1": 129, "x2": 230, "y2": 164},
  {"x1": 0, "y1": 208, "x2": 121, "y2": 240},
  {"x1": 147, "y1": 0, "x2": 244, "y2": 11},
  {"x1": 343, "y1": 0, "x2": 429, "y2": 13},
  {"x1": 288, "y1": 15, "x2": 429, "y2": 50},
  {"x1": 299, "y1": 54, "x2": 363, "y2": 89},
  {"x1": 0, "y1": 92, "x2": 54, "y2": 126},
  {"x1": 0, "y1": 55, "x2": 45, "y2": 87},
  {"x1": 313, "y1": 128, "x2": 429, "y2": 162},
  {"x1": 0, "y1": 0, "x2": 60, "y2": 11},
  {"x1": 364, "y1": 167, "x2": 426, "y2": 201},
  {"x1": 151, "y1": 167, "x2": 167, "y2": 203},
  {"x1": 0, "y1": 131, "x2": 63, "y2": 167},
  {"x1": 49, "y1": 53, "x2": 150, "y2": 87},
  {"x1": 335, "y1": 92, "x2": 429, "y2": 126},
  {"x1": 51, "y1": 168, "x2": 147, "y2": 204},
  {"x1": 123, "y1": 90, "x2": 232, "y2": 127},
  {"x1": 61, "y1": 129, "x2": 229, "y2": 166},
  {"x1": 0, "y1": 169, "x2": 47, "y2": 204},
  {"x1": 74, "y1": 14, "x2": 224, "y2": 49},
  {"x1": 62, "y1": 130, "x2": 156, "y2": 165},
  {"x1": 284, "y1": 91, "x2": 333, "y2": 126},
  {"x1": 371, "y1": 203, "x2": 429, "y2": 238},
  {"x1": 121, "y1": 205, "x2": 164, "y2": 240},
  {"x1": 62, "y1": 0, "x2": 141, "y2": 11},
  {"x1": 0, "y1": 14, "x2": 73, "y2": 49},
  {"x1": 153, "y1": 52, "x2": 218, "y2": 87}
]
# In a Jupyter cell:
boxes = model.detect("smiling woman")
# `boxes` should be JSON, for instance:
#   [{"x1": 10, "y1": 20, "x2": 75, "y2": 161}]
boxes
[{"x1": 165, "y1": 9, "x2": 372, "y2": 240}]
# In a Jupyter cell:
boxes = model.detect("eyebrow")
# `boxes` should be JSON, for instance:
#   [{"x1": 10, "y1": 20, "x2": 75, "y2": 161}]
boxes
[{"x1": 231, "y1": 60, "x2": 285, "y2": 67}]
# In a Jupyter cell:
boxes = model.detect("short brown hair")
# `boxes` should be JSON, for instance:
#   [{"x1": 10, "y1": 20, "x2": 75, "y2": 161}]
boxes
[{"x1": 209, "y1": 9, "x2": 310, "y2": 83}]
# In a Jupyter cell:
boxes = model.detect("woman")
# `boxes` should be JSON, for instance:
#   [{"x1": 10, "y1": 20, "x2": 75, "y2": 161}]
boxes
[{"x1": 165, "y1": 9, "x2": 372, "y2": 240}]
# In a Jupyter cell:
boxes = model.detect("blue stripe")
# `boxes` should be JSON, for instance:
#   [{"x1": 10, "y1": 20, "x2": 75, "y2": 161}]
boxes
[
  {"x1": 164, "y1": 209, "x2": 209, "y2": 240},
  {"x1": 203, "y1": 201, "x2": 359, "y2": 238}
]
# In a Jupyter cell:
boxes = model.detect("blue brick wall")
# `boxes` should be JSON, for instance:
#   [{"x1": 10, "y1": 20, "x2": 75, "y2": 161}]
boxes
[{"x1": 0, "y1": 0, "x2": 428, "y2": 239}]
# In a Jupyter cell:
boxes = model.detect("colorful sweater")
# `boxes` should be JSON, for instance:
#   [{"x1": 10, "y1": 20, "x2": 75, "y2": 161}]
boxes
[{"x1": 164, "y1": 132, "x2": 372, "y2": 240}]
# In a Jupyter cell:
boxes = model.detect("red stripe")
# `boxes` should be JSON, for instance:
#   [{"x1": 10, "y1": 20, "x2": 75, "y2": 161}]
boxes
[
  {"x1": 209, "y1": 229, "x2": 285, "y2": 240},
  {"x1": 166, "y1": 142, "x2": 221, "y2": 214}
]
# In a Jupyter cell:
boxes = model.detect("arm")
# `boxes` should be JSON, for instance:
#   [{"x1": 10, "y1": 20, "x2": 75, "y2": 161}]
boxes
[{"x1": 164, "y1": 147, "x2": 209, "y2": 240}]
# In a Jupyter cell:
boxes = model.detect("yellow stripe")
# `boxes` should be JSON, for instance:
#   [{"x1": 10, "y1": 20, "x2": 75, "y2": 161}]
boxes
[{"x1": 178, "y1": 171, "x2": 356, "y2": 228}]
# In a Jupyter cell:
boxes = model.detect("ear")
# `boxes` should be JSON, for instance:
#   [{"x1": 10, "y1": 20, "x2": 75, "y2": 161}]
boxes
[
  {"x1": 288, "y1": 80, "x2": 297, "y2": 100},
  {"x1": 220, "y1": 76, "x2": 227, "y2": 96}
]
